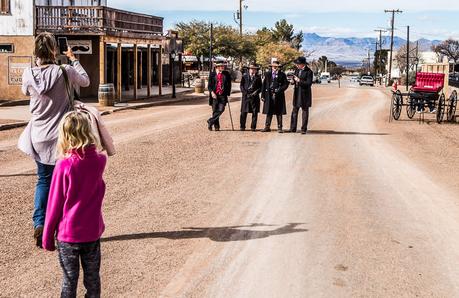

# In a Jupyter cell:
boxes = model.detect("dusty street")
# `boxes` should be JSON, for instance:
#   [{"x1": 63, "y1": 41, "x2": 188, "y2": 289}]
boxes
[{"x1": 1, "y1": 82, "x2": 459, "y2": 297}]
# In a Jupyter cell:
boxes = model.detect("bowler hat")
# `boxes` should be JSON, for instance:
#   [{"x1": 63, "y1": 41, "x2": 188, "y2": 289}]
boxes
[{"x1": 294, "y1": 56, "x2": 308, "y2": 65}]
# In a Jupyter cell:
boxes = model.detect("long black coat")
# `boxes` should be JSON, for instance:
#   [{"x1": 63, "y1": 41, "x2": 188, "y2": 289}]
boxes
[
  {"x1": 240, "y1": 73, "x2": 262, "y2": 113},
  {"x1": 208, "y1": 70, "x2": 232, "y2": 105},
  {"x1": 261, "y1": 70, "x2": 289, "y2": 115},
  {"x1": 292, "y1": 66, "x2": 313, "y2": 108}
]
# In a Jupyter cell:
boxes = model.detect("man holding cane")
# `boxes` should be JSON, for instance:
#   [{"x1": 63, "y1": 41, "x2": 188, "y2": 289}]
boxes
[
  {"x1": 288, "y1": 56, "x2": 313, "y2": 134},
  {"x1": 207, "y1": 61, "x2": 232, "y2": 131}
]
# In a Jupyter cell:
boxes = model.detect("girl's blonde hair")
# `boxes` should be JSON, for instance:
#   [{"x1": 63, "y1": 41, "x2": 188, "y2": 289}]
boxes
[{"x1": 57, "y1": 111, "x2": 99, "y2": 158}]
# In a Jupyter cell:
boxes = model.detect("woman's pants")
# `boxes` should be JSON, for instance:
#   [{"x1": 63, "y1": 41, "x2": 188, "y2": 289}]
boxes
[{"x1": 33, "y1": 161, "x2": 55, "y2": 228}]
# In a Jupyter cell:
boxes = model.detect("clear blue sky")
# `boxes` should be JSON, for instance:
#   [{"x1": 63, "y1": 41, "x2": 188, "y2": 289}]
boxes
[{"x1": 109, "y1": 1, "x2": 459, "y2": 40}]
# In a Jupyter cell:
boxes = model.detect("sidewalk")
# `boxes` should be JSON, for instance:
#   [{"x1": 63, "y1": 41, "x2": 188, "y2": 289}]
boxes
[
  {"x1": 0, "y1": 82, "x2": 242, "y2": 131},
  {"x1": 0, "y1": 87, "x2": 202, "y2": 131}
]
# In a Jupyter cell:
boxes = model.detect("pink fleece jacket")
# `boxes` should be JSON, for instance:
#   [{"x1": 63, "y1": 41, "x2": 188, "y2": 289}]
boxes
[{"x1": 43, "y1": 145, "x2": 107, "y2": 251}]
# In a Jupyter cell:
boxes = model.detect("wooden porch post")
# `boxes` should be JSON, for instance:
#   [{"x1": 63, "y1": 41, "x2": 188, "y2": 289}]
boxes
[
  {"x1": 117, "y1": 43, "x2": 122, "y2": 101},
  {"x1": 147, "y1": 44, "x2": 152, "y2": 97},
  {"x1": 134, "y1": 44, "x2": 138, "y2": 100},
  {"x1": 139, "y1": 48, "x2": 143, "y2": 89},
  {"x1": 99, "y1": 38, "x2": 106, "y2": 85},
  {"x1": 158, "y1": 45, "x2": 163, "y2": 96}
]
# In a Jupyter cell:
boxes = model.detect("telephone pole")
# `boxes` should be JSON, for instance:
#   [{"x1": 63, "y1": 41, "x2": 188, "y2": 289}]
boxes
[
  {"x1": 239, "y1": 0, "x2": 243, "y2": 35},
  {"x1": 234, "y1": 0, "x2": 246, "y2": 35},
  {"x1": 406, "y1": 26, "x2": 410, "y2": 91},
  {"x1": 384, "y1": 9, "x2": 402, "y2": 86}
]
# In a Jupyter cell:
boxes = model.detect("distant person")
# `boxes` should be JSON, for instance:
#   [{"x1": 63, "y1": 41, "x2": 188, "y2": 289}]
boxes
[
  {"x1": 42, "y1": 111, "x2": 106, "y2": 298},
  {"x1": 18, "y1": 32, "x2": 90, "y2": 248},
  {"x1": 288, "y1": 56, "x2": 313, "y2": 134},
  {"x1": 207, "y1": 61, "x2": 232, "y2": 131},
  {"x1": 240, "y1": 63, "x2": 262, "y2": 131},
  {"x1": 261, "y1": 60, "x2": 289, "y2": 133}
]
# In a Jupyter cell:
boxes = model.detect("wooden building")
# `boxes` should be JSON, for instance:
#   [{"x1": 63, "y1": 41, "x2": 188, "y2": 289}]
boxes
[{"x1": 0, "y1": 0, "x2": 182, "y2": 101}]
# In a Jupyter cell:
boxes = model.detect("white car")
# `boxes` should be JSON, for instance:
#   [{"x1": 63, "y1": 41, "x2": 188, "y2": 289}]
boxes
[{"x1": 359, "y1": 76, "x2": 374, "y2": 86}]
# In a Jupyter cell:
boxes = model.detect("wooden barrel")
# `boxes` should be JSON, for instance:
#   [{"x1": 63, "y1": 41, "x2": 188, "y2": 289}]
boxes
[
  {"x1": 98, "y1": 83, "x2": 115, "y2": 106},
  {"x1": 194, "y1": 78, "x2": 205, "y2": 93}
]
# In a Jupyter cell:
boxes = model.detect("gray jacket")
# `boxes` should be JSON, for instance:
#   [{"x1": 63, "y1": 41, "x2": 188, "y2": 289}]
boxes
[{"x1": 18, "y1": 61, "x2": 90, "y2": 165}]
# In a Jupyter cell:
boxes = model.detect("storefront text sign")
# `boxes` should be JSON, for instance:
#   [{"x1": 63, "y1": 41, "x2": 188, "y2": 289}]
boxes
[{"x1": 8, "y1": 56, "x2": 32, "y2": 85}]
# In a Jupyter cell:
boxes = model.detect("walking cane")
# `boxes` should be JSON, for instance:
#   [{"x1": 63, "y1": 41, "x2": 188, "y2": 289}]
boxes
[{"x1": 227, "y1": 98, "x2": 235, "y2": 131}]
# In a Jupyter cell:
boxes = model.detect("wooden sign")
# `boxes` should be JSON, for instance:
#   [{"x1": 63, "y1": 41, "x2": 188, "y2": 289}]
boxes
[{"x1": 8, "y1": 56, "x2": 32, "y2": 85}]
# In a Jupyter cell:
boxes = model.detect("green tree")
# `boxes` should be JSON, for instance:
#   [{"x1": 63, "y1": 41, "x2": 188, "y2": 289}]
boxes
[
  {"x1": 272, "y1": 19, "x2": 294, "y2": 43},
  {"x1": 176, "y1": 20, "x2": 211, "y2": 70},
  {"x1": 373, "y1": 49, "x2": 388, "y2": 75},
  {"x1": 292, "y1": 30, "x2": 304, "y2": 51}
]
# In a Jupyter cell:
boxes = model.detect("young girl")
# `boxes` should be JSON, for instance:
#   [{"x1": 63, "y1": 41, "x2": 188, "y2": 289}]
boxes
[{"x1": 43, "y1": 111, "x2": 107, "y2": 298}]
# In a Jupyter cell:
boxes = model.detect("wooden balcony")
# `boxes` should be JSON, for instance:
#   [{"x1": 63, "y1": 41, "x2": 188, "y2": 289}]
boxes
[{"x1": 36, "y1": 6, "x2": 164, "y2": 39}]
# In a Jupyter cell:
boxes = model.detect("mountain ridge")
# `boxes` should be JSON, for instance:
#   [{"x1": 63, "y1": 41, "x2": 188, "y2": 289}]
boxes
[{"x1": 303, "y1": 33, "x2": 441, "y2": 65}]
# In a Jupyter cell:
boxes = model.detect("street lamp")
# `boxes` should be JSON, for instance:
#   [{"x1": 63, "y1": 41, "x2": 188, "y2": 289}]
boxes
[{"x1": 171, "y1": 50, "x2": 176, "y2": 98}]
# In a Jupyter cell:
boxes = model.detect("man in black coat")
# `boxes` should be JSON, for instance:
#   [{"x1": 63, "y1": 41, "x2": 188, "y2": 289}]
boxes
[
  {"x1": 288, "y1": 56, "x2": 313, "y2": 134},
  {"x1": 240, "y1": 63, "x2": 262, "y2": 131},
  {"x1": 207, "y1": 61, "x2": 232, "y2": 131},
  {"x1": 261, "y1": 60, "x2": 289, "y2": 133}
]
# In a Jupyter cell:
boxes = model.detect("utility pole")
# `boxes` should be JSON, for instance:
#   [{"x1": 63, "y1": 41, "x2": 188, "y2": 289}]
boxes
[
  {"x1": 368, "y1": 49, "x2": 371, "y2": 74},
  {"x1": 384, "y1": 9, "x2": 403, "y2": 86},
  {"x1": 234, "y1": 0, "x2": 246, "y2": 35},
  {"x1": 406, "y1": 26, "x2": 410, "y2": 91},
  {"x1": 239, "y1": 0, "x2": 243, "y2": 35},
  {"x1": 209, "y1": 23, "x2": 213, "y2": 71}
]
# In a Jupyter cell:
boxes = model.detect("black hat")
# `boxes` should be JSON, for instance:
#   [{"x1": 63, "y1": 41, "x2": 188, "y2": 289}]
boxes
[
  {"x1": 248, "y1": 63, "x2": 260, "y2": 69},
  {"x1": 294, "y1": 56, "x2": 308, "y2": 65},
  {"x1": 269, "y1": 60, "x2": 281, "y2": 67}
]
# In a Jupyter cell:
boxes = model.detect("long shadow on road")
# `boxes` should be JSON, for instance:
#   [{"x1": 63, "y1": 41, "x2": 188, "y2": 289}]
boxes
[
  {"x1": 101, "y1": 223, "x2": 308, "y2": 243},
  {"x1": 306, "y1": 130, "x2": 389, "y2": 136}
]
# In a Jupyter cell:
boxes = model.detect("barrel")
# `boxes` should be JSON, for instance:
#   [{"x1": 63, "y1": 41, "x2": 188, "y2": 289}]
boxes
[
  {"x1": 98, "y1": 83, "x2": 115, "y2": 106},
  {"x1": 194, "y1": 78, "x2": 205, "y2": 93}
]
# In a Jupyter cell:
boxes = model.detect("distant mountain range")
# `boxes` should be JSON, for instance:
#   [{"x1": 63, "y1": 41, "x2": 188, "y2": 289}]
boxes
[{"x1": 303, "y1": 33, "x2": 441, "y2": 66}]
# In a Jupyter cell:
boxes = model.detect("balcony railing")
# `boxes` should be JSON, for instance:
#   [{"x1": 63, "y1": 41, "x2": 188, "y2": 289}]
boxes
[{"x1": 36, "y1": 6, "x2": 163, "y2": 38}]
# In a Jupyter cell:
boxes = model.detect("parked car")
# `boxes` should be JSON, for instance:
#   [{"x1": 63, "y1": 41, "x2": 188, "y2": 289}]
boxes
[
  {"x1": 320, "y1": 72, "x2": 331, "y2": 83},
  {"x1": 359, "y1": 76, "x2": 374, "y2": 86},
  {"x1": 350, "y1": 75, "x2": 360, "y2": 82}
]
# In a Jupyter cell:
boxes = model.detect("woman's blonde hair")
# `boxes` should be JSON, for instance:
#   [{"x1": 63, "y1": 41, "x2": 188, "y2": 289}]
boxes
[
  {"x1": 34, "y1": 32, "x2": 57, "y2": 65},
  {"x1": 57, "y1": 111, "x2": 99, "y2": 158}
]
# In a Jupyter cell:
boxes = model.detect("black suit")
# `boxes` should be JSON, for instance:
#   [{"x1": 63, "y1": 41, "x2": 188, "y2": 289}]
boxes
[
  {"x1": 207, "y1": 70, "x2": 232, "y2": 129},
  {"x1": 261, "y1": 70, "x2": 289, "y2": 129},
  {"x1": 290, "y1": 66, "x2": 313, "y2": 132},
  {"x1": 240, "y1": 73, "x2": 262, "y2": 130}
]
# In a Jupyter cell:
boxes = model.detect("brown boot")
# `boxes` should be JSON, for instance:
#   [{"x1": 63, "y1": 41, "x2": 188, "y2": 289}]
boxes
[
  {"x1": 34, "y1": 226, "x2": 43, "y2": 248},
  {"x1": 261, "y1": 127, "x2": 271, "y2": 132}
]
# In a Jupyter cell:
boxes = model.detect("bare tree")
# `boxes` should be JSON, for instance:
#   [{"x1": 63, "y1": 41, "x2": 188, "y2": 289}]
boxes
[
  {"x1": 432, "y1": 39, "x2": 459, "y2": 72},
  {"x1": 395, "y1": 43, "x2": 420, "y2": 74}
]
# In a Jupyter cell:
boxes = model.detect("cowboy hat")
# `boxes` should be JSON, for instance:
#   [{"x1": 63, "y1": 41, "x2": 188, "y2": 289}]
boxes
[
  {"x1": 248, "y1": 63, "x2": 260, "y2": 69},
  {"x1": 214, "y1": 60, "x2": 226, "y2": 66},
  {"x1": 294, "y1": 56, "x2": 308, "y2": 65},
  {"x1": 269, "y1": 60, "x2": 281, "y2": 67}
]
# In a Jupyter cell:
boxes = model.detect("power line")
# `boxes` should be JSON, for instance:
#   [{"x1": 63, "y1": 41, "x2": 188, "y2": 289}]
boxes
[{"x1": 385, "y1": 9, "x2": 403, "y2": 86}]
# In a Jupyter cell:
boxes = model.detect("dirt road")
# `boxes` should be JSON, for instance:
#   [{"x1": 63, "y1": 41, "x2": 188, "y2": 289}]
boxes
[{"x1": 1, "y1": 82, "x2": 459, "y2": 297}]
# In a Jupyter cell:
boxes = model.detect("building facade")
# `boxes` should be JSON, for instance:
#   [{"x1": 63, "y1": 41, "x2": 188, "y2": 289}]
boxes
[{"x1": 0, "y1": 0, "x2": 182, "y2": 101}]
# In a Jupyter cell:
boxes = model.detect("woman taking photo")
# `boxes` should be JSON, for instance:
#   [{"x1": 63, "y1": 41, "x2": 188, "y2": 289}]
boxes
[{"x1": 18, "y1": 32, "x2": 90, "y2": 248}]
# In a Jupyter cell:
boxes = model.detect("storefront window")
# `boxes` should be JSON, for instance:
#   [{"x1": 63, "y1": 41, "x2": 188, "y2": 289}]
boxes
[
  {"x1": 0, "y1": 0, "x2": 10, "y2": 15},
  {"x1": 0, "y1": 44, "x2": 14, "y2": 53}
]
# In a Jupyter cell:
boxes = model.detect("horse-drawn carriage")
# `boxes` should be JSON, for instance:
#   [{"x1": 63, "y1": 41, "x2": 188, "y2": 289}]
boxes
[{"x1": 391, "y1": 72, "x2": 458, "y2": 123}]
